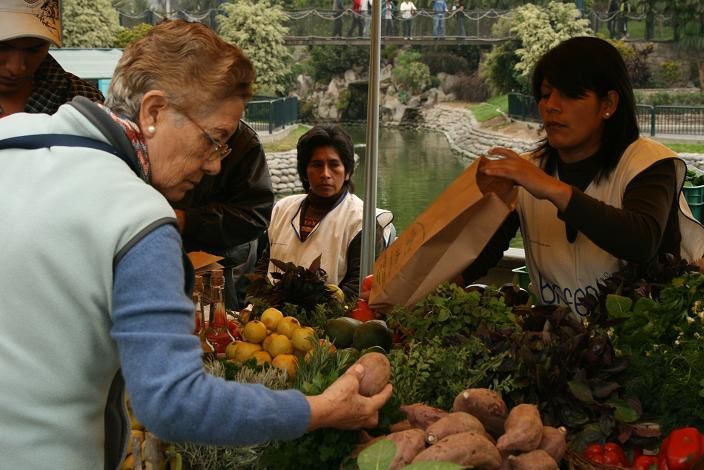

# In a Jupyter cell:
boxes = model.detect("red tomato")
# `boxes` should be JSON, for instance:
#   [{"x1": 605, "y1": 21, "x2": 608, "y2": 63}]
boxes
[
  {"x1": 633, "y1": 455, "x2": 659, "y2": 470},
  {"x1": 603, "y1": 449, "x2": 626, "y2": 466},
  {"x1": 604, "y1": 443, "x2": 627, "y2": 466},
  {"x1": 350, "y1": 299, "x2": 375, "y2": 322},
  {"x1": 361, "y1": 274, "x2": 374, "y2": 293},
  {"x1": 590, "y1": 454, "x2": 606, "y2": 464},
  {"x1": 585, "y1": 444, "x2": 605, "y2": 459}
]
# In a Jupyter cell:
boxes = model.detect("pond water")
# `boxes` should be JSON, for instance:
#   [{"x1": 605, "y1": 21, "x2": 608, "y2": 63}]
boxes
[{"x1": 347, "y1": 125, "x2": 466, "y2": 235}]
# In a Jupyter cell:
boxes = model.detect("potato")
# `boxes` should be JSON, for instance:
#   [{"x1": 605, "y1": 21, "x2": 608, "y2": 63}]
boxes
[
  {"x1": 426, "y1": 412, "x2": 487, "y2": 445},
  {"x1": 354, "y1": 352, "x2": 391, "y2": 397},
  {"x1": 538, "y1": 426, "x2": 567, "y2": 463},
  {"x1": 451, "y1": 388, "x2": 508, "y2": 437},
  {"x1": 400, "y1": 403, "x2": 448, "y2": 430},
  {"x1": 496, "y1": 404, "x2": 543, "y2": 452},
  {"x1": 412, "y1": 431, "x2": 502, "y2": 469},
  {"x1": 508, "y1": 449, "x2": 558, "y2": 470},
  {"x1": 385, "y1": 428, "x2": 427, "y2": 470}
]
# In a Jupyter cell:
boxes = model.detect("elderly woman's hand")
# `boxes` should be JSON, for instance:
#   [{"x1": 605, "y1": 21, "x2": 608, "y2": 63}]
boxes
[
  {"x1": 305, "y1": 363, "x2": 393, "y2": 431},
  {"x1": 480, "y1": 147, "x2": 573, "y2": 212}
]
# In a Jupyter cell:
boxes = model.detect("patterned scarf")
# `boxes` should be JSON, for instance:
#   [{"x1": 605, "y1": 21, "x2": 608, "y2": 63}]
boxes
[{"x1": 95, "y1": 103, "x2": 151, "y2": 182}]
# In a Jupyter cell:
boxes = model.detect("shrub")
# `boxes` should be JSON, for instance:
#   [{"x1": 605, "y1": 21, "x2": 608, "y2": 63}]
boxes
[
  {"x1": 450, "y1": 72, "x2": 491, "y2": 102},
  {"x1": 609, "y1": 40, "x2": 653, "y2": 88},
  {"x1": 393, "y1": 51, "x2": 431, "y2": 95},
  {"x1": 634, "y1": 91, "x2": 704, "y2": 106},
  {"x1": 481, "y1": 42, "x2": 524, "y2": 95},
  {"x1": 421, "y1": 52, "x2": 469, "y2": 75},
  {"x1": 307, "y1": 45, "x2": 369, "y2": 84},
  {"x1": 650, "y1": 61, "x2": 686, "y2": 88},
  {"x1": 113, "y1": 23, "x2": 152, "y2": 48}
]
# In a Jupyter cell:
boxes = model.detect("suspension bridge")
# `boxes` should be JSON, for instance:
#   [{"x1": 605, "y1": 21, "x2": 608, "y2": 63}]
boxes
[{"x1": 117, "y1": 8, "x2": 676, "y2": 46}]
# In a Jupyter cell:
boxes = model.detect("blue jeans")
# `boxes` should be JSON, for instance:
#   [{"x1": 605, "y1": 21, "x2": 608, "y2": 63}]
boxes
[{"x1": 433, "y1": 14, "x2": 445, "y2": 36}]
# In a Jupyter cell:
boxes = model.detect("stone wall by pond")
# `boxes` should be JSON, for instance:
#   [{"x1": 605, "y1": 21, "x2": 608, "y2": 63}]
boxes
[{"x1": 265, "y1": 104, "x2": 704, "y2": 196}]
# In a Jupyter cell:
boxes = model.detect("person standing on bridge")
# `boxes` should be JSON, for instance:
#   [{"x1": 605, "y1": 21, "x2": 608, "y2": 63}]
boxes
[
  {"x1": 333, "y1": 0, "x2": 345, "y2": 37},
  {"x1": 432, "y1": 0, "x2": 448, "y2": 37},
  {"x1": 347, "y1": 0, "x2": 364, "y2": 37},
  {"x1": 382, "y1": 0, "x2": 395, "y2": 37},
  {"x1": 399, "y1": 0, "x2": 417, "y2": 39},
  {"x1": 452, "y1": 0, "x2": 465, "y2": 36}
]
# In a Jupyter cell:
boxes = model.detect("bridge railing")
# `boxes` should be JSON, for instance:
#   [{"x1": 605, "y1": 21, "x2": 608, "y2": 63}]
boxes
[
  {"x1": 245, "y1": 96, "x2": 299, "y2": 134},
  {"x1": 117, "y1": 8, "x2": 674, "y2": 42},
  {"x1": 509, "y1": 93, "x2": 704, "y2": 137}
]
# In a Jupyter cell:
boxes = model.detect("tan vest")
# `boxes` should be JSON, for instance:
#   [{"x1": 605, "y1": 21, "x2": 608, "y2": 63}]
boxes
[
  {"x1": 268, "y1": 192, "x2": 365, "y2": 284},
  {"x1": 518, "y1": 138, "x2": 704, "y2": 316}
]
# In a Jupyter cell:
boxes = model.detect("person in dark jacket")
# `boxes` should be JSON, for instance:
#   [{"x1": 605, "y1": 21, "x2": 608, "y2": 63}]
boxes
[{"x1": 172, "y1": 120, "x2": 274, "y2": 309}]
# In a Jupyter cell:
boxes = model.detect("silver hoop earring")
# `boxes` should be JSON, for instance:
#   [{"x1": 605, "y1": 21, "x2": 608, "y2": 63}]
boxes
[{"x1": 146, "y1": 125, "x2": 156, "y2": 135}]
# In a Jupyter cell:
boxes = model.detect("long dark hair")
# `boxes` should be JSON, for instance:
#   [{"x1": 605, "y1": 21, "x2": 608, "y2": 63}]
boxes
[
  {"x1": 296, "y1": 125, "x2": 355, "y2": 193},
  {"x1": 531, "y1": 36, "x2": 639, "y2": 181}
]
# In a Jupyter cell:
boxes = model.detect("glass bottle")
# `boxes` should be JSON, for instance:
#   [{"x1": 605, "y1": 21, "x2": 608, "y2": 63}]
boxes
[
  {"x1": 205, "y1": 270, "x2": 234, "y2": 359},
  {"x1": 192, "y1": 275, "x2": 216, "y2": 362}
]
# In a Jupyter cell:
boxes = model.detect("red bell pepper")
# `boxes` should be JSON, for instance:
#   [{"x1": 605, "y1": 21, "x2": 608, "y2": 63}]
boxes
[
  {"x1": 350, "y1": 299, "x2": 375, "y2": 322},
  {"x1": 661, "y1": 428, "x2": 704, "y2": 470}
]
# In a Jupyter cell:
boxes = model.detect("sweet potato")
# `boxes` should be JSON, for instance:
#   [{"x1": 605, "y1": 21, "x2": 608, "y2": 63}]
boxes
[
  {"x1": 354, "y1": 352, "x2": 391, "y2": 397},
  {"x1": 538, "y1": 426, "x2": 567, "y2": 463},
  {"x1": 412, "y1": 431, "x2": 502, "y2": 469},
  {"x1": 451, "y1": 388, "x2": 508, "y2": 437},
  {"x1": 389, "y1": 419, "x2": 413, "y2": 433},
  {"x1": 400, "y1": 403, "x2": 448, "y2": 430},
  {"x1": 385, "y1": 428, "x2": 427, "y2": 470},
  {"x1": 425, "y1": 412, "x2": 487, "y2": 445},
  {"x1": 508, "y1": 449, "x2": 558, "y2": 470},
  {"x1": 496, "y1": 404, "x2": 543, "y2": 452}
]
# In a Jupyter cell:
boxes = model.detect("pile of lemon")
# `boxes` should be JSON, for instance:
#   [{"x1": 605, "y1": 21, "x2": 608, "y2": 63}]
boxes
[{"x1": 225, "y1": 307, "x2": 316, "y2": 379}]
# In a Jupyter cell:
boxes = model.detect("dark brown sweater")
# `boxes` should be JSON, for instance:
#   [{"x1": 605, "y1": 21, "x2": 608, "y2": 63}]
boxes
[{"x1": 462, "y1": 155, "x2": 680, "y2": 284}]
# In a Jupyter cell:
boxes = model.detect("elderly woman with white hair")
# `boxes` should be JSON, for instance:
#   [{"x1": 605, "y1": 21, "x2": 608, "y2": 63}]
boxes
[{"x1": 0, "y1": 20, "x2": 391, "y2": 470}]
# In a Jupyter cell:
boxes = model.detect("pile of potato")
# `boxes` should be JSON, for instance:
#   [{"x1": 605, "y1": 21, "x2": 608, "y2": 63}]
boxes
[{"x1": 358, "y1": 388, "x2": 567, "y2": 470}]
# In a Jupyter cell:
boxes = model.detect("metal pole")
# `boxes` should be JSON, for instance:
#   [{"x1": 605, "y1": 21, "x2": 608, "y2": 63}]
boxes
[
  {"x1": 359, "y1": 0, "x2": 382, "y2": 289},
  {"x1": 165, "y1": 0, "x2": 171, "y2": 19}
]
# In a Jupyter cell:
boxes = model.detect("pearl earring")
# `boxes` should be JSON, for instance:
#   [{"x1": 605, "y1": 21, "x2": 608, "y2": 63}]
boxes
[
  {"x1": 146, "y1": 125, "x2": 156, "y2": 135},
  {"x1": 604, "y1": 112, "x2": 610, "y2": 118}
]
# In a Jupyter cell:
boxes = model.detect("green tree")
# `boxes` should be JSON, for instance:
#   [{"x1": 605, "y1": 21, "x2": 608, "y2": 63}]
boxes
[
  {"x1": 306, "y1": 45, "x2": 370, "y2": 83},
  {"x1": 63, "y1": 0, "x2": 121, "y2": 47},
  {"x1": 113, "y1": 23, "x2": 153, "y2": 48},
  {"x1": 217, "y1": 0, "x2": 293, "y2": 96},
  {"x1": 482, "y1": 2, "x2": 591, "y2": 94},
  {"x1": 392, "y1": 50, "x2": 431, "y2": 95}
]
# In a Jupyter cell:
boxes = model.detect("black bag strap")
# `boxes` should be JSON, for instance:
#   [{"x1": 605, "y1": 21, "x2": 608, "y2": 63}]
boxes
[{"x1": 0, "y1": 134, "x2": 140, "y2": 175}]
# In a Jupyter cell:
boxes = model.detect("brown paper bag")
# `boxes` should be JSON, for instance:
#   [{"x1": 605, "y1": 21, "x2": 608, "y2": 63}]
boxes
[{"x1": 369, "y1": 157, "x2": 517, "y2": 312}]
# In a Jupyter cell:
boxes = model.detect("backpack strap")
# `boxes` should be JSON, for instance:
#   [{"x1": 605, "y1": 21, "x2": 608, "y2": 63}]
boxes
[{"x1": 0, "y1": 134, "x2": 140, "y2": 175}]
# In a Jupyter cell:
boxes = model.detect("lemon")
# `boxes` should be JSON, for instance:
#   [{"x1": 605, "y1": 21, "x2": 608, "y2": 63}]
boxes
[
  {"x1": 252, "y1": 350, "x2": 273, "y2": 366},
  {"x1": 292, "y1": 326, "x2": 316, "y2": 352},
  {"x1": 261, "y1": 307, "x2": 284, "y2": 330},
  {"x1": 243, "y1": 320, "x2": 267, "y2": 344},
  {"x1": 325, "y1": 284, "x2": 345, "y2": 304},
  {"x1": 262, "y1": 333, "x2": 274, "y2": 351},
  {"x1": 272, "y1": 354, "x2": 298, "y2": 379},
  {"x1": 276, "y1": 316, "x2": 301, "y2": 339},
  {"x1": 265, "y1": 333, "x2": 294, "y2": 357},
  {"x1": 232, "y1": 341, "x2": 262, "y2": 363}
]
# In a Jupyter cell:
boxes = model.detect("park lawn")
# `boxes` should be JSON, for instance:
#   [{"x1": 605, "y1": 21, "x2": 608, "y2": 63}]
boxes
[
  {"x1": 262, "y1": 124, "x2": 311, "y2": 153},
  {"x1": 667, "y1": 143, "x2": 704, "y2": 154},
  {"x1": 469, "y1": 95, "x2": 509, "y2": 122}
]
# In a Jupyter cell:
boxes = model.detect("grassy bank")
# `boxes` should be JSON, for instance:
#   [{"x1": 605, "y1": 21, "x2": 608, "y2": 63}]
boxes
[
  {"x1": 262, "y1": 125, "x2": 310, "y2": 153},
  {"x1": 468, "y1": 95, "x2": 509, "y2": 122}
]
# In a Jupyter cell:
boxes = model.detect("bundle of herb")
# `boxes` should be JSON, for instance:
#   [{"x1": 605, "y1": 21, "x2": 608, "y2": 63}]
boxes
[
  {"x1": 386, "y1": 282, "x2": 518, "y2": 346},
  {"x1": 388, "y1": 336, "x2": 517, "y2": 410}
]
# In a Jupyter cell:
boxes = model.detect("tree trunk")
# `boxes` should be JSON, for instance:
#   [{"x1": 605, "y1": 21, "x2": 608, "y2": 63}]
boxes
[{"x1": 699, "y1": 60, "x2": 704, "y2": 91}]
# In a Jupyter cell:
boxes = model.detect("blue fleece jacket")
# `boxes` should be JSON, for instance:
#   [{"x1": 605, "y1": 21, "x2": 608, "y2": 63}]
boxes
[{"x1": 111, "y1": 224, "x2": 311, "y2": 445}]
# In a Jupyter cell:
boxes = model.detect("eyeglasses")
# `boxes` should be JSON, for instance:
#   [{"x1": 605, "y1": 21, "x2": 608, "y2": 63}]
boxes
[{"x1": 172, "y1": 105, "x2": 232, "y2": 162}]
